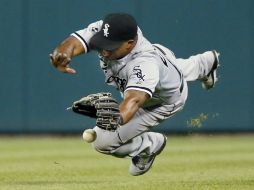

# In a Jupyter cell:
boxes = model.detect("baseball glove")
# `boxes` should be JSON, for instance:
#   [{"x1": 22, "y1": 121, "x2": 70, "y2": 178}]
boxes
[{"x1": 70, "y1": 92, "x2": 122, "y2": 131}]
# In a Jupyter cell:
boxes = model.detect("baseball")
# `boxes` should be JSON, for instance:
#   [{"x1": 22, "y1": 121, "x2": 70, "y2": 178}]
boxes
[{"x1": 82, "y1": 129, "x2": 97, "y2": 143}]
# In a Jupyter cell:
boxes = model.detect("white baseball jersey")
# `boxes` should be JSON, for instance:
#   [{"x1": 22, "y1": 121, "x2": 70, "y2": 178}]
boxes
[{"x1": 71, "y1": 20, "x2": 184, "y2": 108}]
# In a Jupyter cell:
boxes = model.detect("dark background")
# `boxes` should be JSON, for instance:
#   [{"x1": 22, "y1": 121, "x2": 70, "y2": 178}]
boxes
[{"x1": 1, "y1": 0, "x2": 253, "y2": 133}]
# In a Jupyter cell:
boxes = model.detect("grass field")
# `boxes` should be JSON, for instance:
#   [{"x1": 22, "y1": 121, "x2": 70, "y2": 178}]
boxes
[{"x1": 0, "y1": 135, "x2": 253, "y2": 190}]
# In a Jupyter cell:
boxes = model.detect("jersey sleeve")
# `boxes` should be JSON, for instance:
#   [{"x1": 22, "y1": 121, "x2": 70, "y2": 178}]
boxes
[
  {"x1": 124, "y1": 59, "x2": 159, "y2": 97},
  {"x1": 71, "y1": 20, "x2": 103, "y2": 53}
]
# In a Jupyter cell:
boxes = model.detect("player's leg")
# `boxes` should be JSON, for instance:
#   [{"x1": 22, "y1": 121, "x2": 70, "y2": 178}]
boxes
[
  {"x1": 175, "y1": 51, "x2": 220, "y2": 90},
  {"x1": 93, "y1": 127, "x2": 166, "y2": 176},
  {"x1": 92, "y1": 112, "x2": 166, "y2": 176},
  {"x1": 92, "y1": 101, "x2": 186, "y2": 175},
  {"x1": 175, "y1": 51, "x2": 220, "y2": 89},
  {"x1": 92, "y1": 106, "x2": 168, "y2": 157},
  {"x1": 153, "y1": 44, "x2": 220, "y2": 89},
  {"x1": 175, "y1": 51, "x2": 215, "y2": 80}
]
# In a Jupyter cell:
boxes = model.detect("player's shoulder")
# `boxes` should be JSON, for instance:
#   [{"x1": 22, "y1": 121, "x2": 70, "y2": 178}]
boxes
[
  {"x1": 129, "y1": 46, "x2": 160, "y2": 68},
  {"x1": 129, "y1": 55, "x2": 157, "y2": 65},
  {"x1": 125, "y1": 56, "x2": 159, "y2": 76}
]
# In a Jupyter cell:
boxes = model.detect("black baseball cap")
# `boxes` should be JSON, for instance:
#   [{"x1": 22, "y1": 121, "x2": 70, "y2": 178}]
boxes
[{"x1": 89, "y1": 13, "x2": 138, "y2": 51}]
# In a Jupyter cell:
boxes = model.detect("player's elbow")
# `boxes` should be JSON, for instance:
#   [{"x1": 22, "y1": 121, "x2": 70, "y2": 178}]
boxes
[{"x1": 124, "y1": 90, "x2": 150, "y2": 108}]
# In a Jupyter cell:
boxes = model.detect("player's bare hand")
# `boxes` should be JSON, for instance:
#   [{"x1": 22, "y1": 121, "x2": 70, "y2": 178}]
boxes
[{"x1": 49, "y1": 52, "x2": 76, "y2": 74}]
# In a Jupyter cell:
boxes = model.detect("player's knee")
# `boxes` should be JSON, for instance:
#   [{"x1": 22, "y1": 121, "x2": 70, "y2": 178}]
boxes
[
  {"x1": 92, "y1": 139, "x2": 128, "y2": 158},
  {"x1": 92, "y1": 140, "x2": 123, "y2": 157},
  {"x1": 92, "y1": 137, "x2": 120, "y2": 155},
  {"x1": 92, "y1": 139, "x2": 111, "y2": 153},
  {"x1": 92, "y1": 127, "x2": 122, "y2": 153}
]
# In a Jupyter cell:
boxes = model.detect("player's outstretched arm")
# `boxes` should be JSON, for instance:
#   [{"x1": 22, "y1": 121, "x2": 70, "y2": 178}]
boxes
[
  {"x1": 49, "y1": 36, "x2": 85, "y2": 74},
  {"x1": 119, "y1": 90, "x2": 150, "y2": 124}
]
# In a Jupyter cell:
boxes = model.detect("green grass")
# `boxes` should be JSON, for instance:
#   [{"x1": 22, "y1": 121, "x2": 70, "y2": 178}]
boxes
[{"x1": 0, "y1": 135, "x2": 254, "y2": 190}]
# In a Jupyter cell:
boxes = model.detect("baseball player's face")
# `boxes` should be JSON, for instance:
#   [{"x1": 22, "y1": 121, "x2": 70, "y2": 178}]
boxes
[{"x1": 99, "y1": 39, "x2": 136, "y2": 60}]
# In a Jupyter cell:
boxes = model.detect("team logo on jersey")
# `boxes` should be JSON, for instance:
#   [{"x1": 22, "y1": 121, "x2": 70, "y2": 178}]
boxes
[
  {"x1": 107, "y1": 75, "x2": 127, "y2": 92},
  {"x1": 103, "y1": 23, "x2": 110, "y2": 37},
  {"x1": 133, "y1": 66, "x2": 145, "y2": 83}
]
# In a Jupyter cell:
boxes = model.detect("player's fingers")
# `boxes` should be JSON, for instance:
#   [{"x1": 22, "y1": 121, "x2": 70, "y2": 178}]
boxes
[
  {"x1": 49, "y1": 54, "x2": 54, "y2": 62},
  {"x1": 57, "y1": 53, "x2": 66, "y2": 63},
  {"x1": 49, "y1": 52, "x2": 75, "y2": 74},
  {"x1": 56, "y1": 53, "x2": 71, "y2": 67},
  {"x1": 52, "y1": 53, "x2": 66, "y2": 66},
  {"x1": 54, "y1": 53, "x2": 63, "y2": 63},
  {"x1": 61, "y1": 55, "x2": 71, "y2": 67},
  {"x1": 50, "y1": 54, "x2": 60, "y2": 68},
  {"x1": 49, "y1": 54, "x2": 58, "y2": 67},
  {"x1": 49, "y1": 53, "x2": 56, "y2": 63},
  {"x1": 65, "y1": 67, "x2": 76, "y2": 74},
  {"x1": 55, "y1": 65, "x2": 76, "y2": 74}
]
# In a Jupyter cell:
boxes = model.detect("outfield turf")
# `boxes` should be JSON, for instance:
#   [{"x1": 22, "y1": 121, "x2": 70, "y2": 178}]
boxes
[{"x1": 0, "y1": 135, "x2": 253, "y2": 190}]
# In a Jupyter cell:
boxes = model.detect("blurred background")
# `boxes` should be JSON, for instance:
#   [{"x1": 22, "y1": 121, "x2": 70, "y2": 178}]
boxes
[{"x1": 0, "y1": 0, "x2": 253, "y2": 134}]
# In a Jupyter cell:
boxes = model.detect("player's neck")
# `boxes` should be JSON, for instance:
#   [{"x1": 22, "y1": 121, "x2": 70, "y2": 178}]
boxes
[{"x1": 123, "y1": 36, "x2": 138, "y2": 57}]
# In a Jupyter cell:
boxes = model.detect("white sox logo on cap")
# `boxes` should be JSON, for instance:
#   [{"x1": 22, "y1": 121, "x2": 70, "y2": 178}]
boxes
[
  {"x1": 103, "y1": 23, "x2": 110, "y2": 37},
  {"x1": 89, "y1": 13, "x2": 137, "y2": 50}
]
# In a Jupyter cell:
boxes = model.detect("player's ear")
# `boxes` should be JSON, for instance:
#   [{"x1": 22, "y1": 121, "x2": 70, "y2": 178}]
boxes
[
  {"x1": 127, "y1": 39, "x2": 134, "y2": 45},
  {"x1": 126, "y1": 39, "x2": 135, "y2": 49},
  {"x1": 127, "y1": 35, "x2": 137, "y2": 47}
]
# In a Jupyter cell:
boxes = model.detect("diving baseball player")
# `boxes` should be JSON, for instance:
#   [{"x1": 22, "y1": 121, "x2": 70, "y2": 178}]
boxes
[{"x1": 50, "y1": 13, "x2": 220, "y2": 176}]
